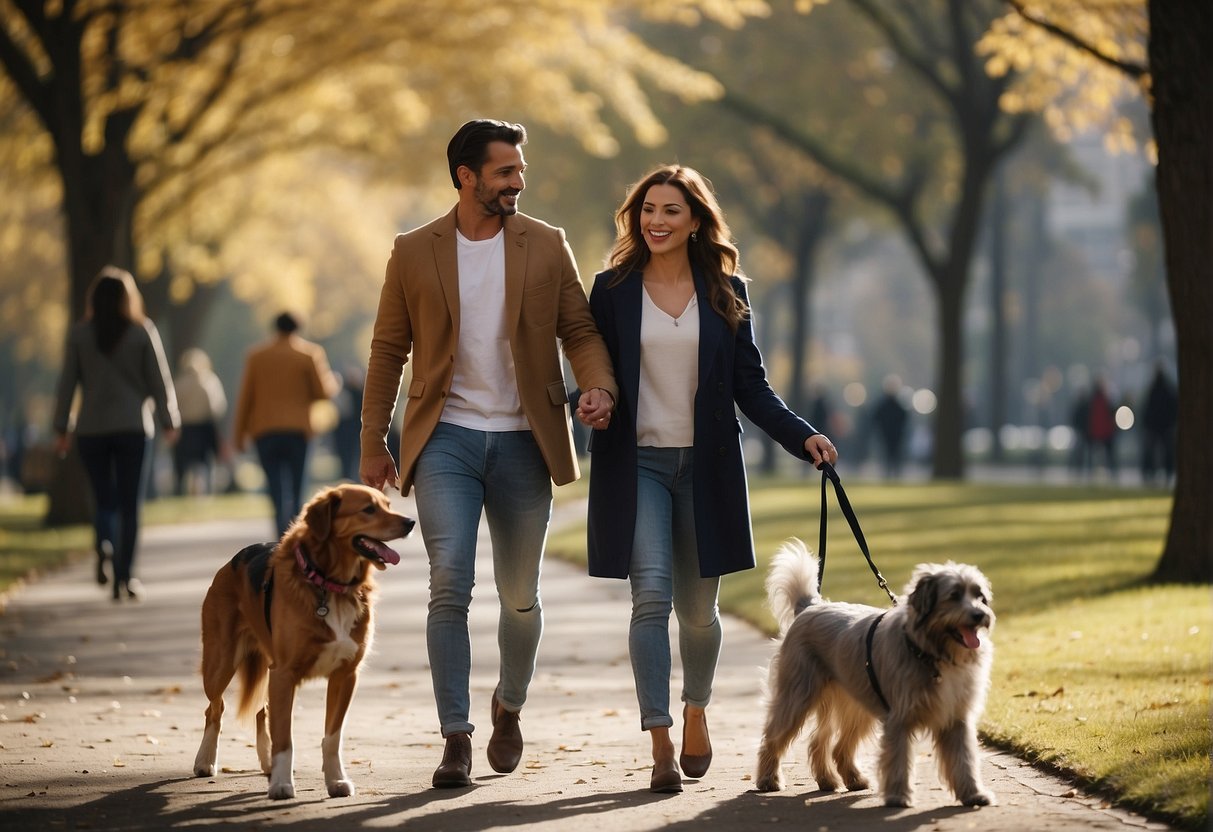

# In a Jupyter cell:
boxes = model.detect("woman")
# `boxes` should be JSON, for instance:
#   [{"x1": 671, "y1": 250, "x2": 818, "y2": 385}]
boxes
[
  {"x1": 583, "y1": 165, "x2": 837, "y2": 793},
  {"x1": 173, "y1": 348, "x2": 228, "y2": 496},
  {"x1": 53, "y1": 266, "x2": 180, "y2": 601}
]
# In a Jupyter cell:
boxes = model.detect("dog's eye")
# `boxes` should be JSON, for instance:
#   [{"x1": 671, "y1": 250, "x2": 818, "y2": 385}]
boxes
[
  {"x1": 948, "y1": 589, "x2": 962, "y2": 601},
  {"x1": 361, "y1": 505, "x2": 377, "y2": 515}
]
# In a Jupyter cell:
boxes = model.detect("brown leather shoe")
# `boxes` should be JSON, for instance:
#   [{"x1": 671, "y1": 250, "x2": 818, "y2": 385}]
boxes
[
  {"x1": 486, "y1": 690, "x2": 523, "y2": 773},
  {"x1": 650, "y1": 756, "x2": 683, "y2": 793},
  {"x1": 432, "y1": 732, "x2": 472, "y2": 788},
  {"x1": 679, "y1": 706, "x2": 712, "y2": 779}
]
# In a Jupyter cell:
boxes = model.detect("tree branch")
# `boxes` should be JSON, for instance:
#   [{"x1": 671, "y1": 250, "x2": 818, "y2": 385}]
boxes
[{"x1": 1006, "y1": 0, "x2": 1147, "y2": 79}]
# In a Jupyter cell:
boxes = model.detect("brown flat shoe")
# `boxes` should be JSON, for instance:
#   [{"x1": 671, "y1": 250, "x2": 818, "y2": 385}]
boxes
[
  {"x1": 486, "y1": 690, "x2": 523, "y2": 774},
  {"x1": 650, "y1": 757, "x2": 683, "y2": 793},
  {"x1": 432, "y1": 732, "x2": 472, "y2": 788},
  {"x1": 679, "y1": 706, "x2": 712, "y2": 779}
]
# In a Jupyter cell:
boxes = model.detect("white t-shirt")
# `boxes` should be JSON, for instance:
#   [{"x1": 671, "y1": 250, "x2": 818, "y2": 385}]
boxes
[
  {"x1": 440, "y1": 229, "x2": 529, "y2": 431},
  {"x1": 636, "y1": 287, "x2": 699, "y2": 447}
]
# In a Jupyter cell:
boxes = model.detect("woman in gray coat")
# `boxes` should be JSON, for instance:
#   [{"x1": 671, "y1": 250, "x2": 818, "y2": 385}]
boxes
[{"x1": 54, "y1": 267, "x2": 179, "y2": 601}]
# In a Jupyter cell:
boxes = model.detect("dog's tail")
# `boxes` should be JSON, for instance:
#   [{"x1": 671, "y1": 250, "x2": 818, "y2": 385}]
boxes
[
  {"x1": 765, "y1": 537, "x2": 822, "y2": 633},
  {"x1": 235, "y1": 642, "x2": 269, "y2": 722}
]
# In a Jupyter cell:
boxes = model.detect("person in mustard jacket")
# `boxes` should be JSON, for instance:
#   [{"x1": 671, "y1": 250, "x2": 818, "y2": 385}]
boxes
[
  {"x1": 233, "y1": 311, "x2": 339, "y2": 538},
  {"x1": 359, "y1": 119, "x2": 617, "y2": 789},
  {"x1": 586, "y1": 165, "x2": 837, "y2": 793}
]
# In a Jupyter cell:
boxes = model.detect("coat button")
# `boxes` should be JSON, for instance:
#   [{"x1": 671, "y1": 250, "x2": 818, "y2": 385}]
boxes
[
  {"x1": 714, "y1": 409, "x2": 723, "y2": 420},
  {"x1": 717, "y1": 447, "x2": 726, "y2": 457},
  {"x1": 717, "y1": 382, "x2": 725, "y2": 393}
]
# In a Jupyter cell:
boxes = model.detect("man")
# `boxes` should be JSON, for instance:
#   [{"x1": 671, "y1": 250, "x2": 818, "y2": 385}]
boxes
[
  {"x1": 233, "y1": 311, "x2": 339, "y2": 538},
  {"x1": 360, "y1": 119, "x2": 617, "y2": 788}
]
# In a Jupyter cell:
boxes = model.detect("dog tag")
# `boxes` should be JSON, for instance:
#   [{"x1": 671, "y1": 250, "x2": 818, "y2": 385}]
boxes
[{"x1": 316, "y1": 604, "x2": 329, "y2": 618}]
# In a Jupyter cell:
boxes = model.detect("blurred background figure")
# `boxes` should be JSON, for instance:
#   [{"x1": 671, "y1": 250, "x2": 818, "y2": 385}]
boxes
[
  {"x1": 1086, "y1": 374, "x2": 1118, "y2": 478},
  {"x1": 1068, "y1": 386, "x2": 1091, "y2": 476},
  {"x1": 52, "y1": 266, "x2": 180, "y2": 601},
  {"x1": 333, "y1": 365, "x2": 365, "y2": 483},
  {"x1": 871, "y1": 374, "x2": 908, "y2": 479},
  {"x1": 1139, "y1": 361, "x2": 1178, "y2": 487},
  {"x1": 233, "y1": 311, "x2": 340, "y2": 539},
  {"x1": 172, "y1": 348, "x2": 228, "y2": 496}
]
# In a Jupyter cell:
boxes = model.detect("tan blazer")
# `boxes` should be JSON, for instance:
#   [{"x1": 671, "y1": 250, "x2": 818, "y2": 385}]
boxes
[
  {"x1": 361, "y1": 207, "x2": 617, "y2": 495},
  {"x1": 233, "y1": 335, "x2": 339, "y2": 447}
]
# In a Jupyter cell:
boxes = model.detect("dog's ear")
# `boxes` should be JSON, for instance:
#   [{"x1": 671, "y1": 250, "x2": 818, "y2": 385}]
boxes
[
  {"x1": 304, "y1": 492, "x2": 341, "y2": 542},
  {"x1": 907, "y1": 567, "x2": 942, "y2": 620}
]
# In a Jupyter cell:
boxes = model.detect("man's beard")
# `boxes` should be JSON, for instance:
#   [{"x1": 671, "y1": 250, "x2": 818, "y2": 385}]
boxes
[{"x1": 475, "y1": 179, "x2": 520, "y2": 217}]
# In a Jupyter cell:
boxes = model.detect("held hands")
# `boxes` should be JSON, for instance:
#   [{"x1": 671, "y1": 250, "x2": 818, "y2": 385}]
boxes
[
  {"x1": 576, "y1": 387, "x2": 615, "y2": 430},
  {"x1": 804, "y1": 433, "x2": 838, "y2": 468},
  {"x1": 360, "y1": 453, "x2": 400, "y2": 492}
]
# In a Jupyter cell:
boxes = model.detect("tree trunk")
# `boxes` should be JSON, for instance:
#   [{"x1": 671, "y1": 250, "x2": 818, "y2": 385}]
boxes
[
  {"x1": 1149, "y1": 0, "x2": 1212, "y2": 583},
  {"x1": 931, "y1": 277, "x2": 966, "y2": 479}
]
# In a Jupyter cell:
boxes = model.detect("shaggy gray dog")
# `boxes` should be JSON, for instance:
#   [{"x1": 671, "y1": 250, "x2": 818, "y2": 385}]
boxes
[{"x1": 754, "y1": 538, "x2": 995, "y2": 807}]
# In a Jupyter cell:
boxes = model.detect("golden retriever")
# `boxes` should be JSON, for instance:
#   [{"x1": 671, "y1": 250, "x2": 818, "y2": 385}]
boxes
[{"x1": 192, "y1": 483, "x2": 414, "y2": 799}]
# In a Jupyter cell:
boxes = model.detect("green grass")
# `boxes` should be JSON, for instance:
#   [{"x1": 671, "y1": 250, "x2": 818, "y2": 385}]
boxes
[{"x1": 548, "y1": 477, "x2": 1210, "y2": 830}]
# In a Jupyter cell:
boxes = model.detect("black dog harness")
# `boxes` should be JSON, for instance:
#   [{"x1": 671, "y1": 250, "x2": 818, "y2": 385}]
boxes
[
  {"x1": 865, "y1": 613, "x2": 944, "y2": 712},
  {"x1": 865, "y1": 613, "x2": 892, "y2": 711}
]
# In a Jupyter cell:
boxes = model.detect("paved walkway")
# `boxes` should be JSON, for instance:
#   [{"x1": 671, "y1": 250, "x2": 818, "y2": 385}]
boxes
[{"x1": 0, "y1": 494, "x2": 1174, "y2": 831}]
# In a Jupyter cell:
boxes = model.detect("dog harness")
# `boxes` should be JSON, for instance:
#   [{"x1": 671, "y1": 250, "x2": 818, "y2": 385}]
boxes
[
  {"x1": 865, "y1": 613, "x2": 892, "y2": 711},
  {"x1": 866, "y1": 612, "x2": 945, "y2": 712}
]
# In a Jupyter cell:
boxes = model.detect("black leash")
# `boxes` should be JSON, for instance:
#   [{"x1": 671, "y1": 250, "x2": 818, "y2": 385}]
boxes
[{"x1": 817, "y1": 462, "x2": 897, "y2": 605}]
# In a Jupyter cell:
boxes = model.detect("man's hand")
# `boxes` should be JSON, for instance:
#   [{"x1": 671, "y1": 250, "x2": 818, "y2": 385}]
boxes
[
  {"x1": 576, "y1": 387, "x2": 615, "y2": 429},
  {"x1": 361, "y1": 453, "x2": 400, "y2": 492}
]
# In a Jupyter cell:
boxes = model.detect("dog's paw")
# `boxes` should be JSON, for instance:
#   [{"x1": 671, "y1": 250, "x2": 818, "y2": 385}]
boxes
[
  {"x1": 844, "y1": 774, "x2": 870, "y2": 791},
  {"x1": 882, "y1": 793, "x2": 913, "y2": 808},
  {"x1": 754, "y1": 773, "x2": 784, "y2": 793},
  {"x1": 267, "y1": 782, "x2": 295, "y2": 800},
  {"x1": 961, "y1": 789, "x2": 995, "y2": 807},
  {"x1": 193, "y1": 763, "x2": 216, "y2": 778},
  {"x1": 327, "y1": 779, "x2": 355, "y2": 798}
]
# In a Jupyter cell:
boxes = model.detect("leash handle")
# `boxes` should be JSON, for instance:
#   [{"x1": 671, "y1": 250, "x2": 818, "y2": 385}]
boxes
[{"x1": 817, "y1": 462, "x2": 897, "y2": 604}]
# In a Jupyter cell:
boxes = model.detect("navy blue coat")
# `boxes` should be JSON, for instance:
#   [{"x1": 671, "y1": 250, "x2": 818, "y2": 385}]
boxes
[{"x1": 586, "y1": 268, "x2": 819, "y2": 579}]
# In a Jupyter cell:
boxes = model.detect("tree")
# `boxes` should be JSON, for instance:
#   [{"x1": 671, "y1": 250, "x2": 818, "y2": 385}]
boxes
[
  {"x1": 717, "y1": 0, "x2": 1035, "y2": 479},
  {"x1": 983, "y1": 0, "x2": 1209, "y2": 582},
  {"x1": 0, "y1": 0, "x2": 764, "y2": 522}
]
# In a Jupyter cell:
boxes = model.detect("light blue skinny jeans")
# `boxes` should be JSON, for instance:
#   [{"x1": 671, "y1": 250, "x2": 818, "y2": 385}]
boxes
[
  {"x1": 630, "y1": 446, "x2": 723, "y2": 731},
  {"x1": 413, "y1": 422, "x2": 553, "y2": 737}
]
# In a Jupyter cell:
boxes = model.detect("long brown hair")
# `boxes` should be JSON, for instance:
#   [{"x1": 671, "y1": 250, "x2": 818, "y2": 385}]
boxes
[
  {"x1": 85, "y1": 266, "x2": 146, "y2": 355},
  {"x1": 606, "y1": 165, "x2": 749, "y2": 331}
]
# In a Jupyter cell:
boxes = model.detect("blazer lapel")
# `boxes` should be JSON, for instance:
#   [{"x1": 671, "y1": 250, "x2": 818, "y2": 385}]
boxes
[
  {"x1": 615, "y1": 271, "x2": 644, "y2": 425},
  {"x1": 503, "y1": 214, "x2": 527, "y2": 332},
  {"x1": 694, "y1": 267, "x2": 726, "y2": 389},
  {"x1": 433, "y1": 206, "x2": 461, "y2": 335}
]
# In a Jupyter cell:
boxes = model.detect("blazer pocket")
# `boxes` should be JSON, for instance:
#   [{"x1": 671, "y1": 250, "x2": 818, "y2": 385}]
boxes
[
  {"x1": 408, "y1": 378, "x2": 427, "y2": 398},
  {"x1": 548, "y1": 382, "x2": 570, "y2": 407}
]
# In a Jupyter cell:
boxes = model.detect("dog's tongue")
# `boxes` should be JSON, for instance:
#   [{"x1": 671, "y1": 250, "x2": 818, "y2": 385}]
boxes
[
  {"x1": 364, "y1": 539, "x2": 401, "y2": 565},
  {"x1": 960, "y1": 626, "x2": 981, "y2": 649}
]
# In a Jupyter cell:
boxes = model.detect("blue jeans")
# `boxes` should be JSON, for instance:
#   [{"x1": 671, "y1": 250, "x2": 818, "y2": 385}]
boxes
[
  {"x1": 254, "y1": 432, "x2": 310, "y2": 538},
  {"x1": 413, "y1": 422, "x2": 553, "y2": 737},
  {"x1": 630, "y1": 446, "x2": 722, "y2": 731},
  {"x1": 76, "y1": 432, "x2": 151, "y2": 587}
]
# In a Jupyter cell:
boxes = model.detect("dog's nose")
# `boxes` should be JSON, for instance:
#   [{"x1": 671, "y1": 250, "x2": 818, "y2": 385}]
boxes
[{"x1": 402, "y1": 516, "x2": 417, "y2": 536}]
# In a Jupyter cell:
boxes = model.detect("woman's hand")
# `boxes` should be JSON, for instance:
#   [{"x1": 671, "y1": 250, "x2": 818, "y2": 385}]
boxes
[
  {"x1": 804, "y1": 433, "x2": 838, "y2": 468},
  {"x1": 577, "y1": 387, "x2": 615, "y2": 430}
]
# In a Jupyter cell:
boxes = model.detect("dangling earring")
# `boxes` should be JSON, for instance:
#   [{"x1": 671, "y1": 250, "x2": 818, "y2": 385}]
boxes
[{"x1": 690, "y1": 230, "x2": 698, "y2": 242}]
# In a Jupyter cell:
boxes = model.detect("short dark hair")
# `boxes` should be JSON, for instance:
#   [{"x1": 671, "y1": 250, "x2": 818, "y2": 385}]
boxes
[
  {"x1": 274, "y1": 311, "x2": 300, "y2": 334},
  {"x1": 447, "y1": 119, "x2": 527, "y2": 189}
]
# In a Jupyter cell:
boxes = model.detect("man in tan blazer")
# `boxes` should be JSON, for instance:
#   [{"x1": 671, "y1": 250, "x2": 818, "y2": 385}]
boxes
[{"x1": 360, "y1": 119, "x2": 617, "y2": 789}]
